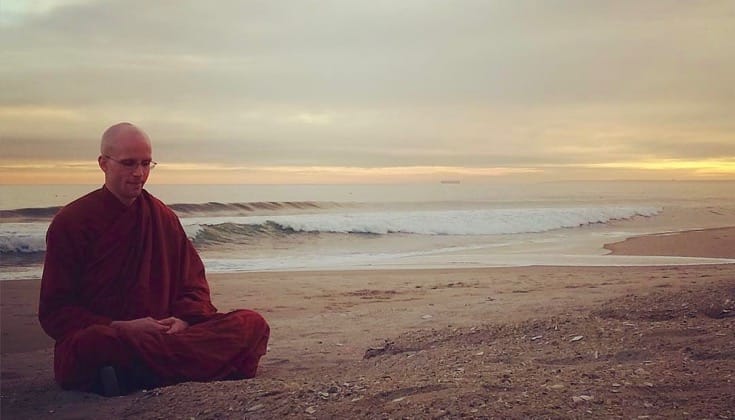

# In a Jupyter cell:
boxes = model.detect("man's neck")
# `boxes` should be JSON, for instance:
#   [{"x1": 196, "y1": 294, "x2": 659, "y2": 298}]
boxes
[{"x1": 103, "y1": 186, "x2": 140, "y2": 207}]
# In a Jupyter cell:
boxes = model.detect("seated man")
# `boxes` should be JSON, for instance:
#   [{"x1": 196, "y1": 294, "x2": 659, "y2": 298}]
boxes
[{"x1": 39, "y1": 122, "x2": 269, "y2": 396}]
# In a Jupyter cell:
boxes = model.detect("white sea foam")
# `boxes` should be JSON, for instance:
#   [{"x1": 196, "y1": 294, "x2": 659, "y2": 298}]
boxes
[
  {"x1": 183, "y1": 206, "x2": 662, "y2": 238},
  {"x1": 0, "y1": 223, "x2": 47, "y2": 253}
]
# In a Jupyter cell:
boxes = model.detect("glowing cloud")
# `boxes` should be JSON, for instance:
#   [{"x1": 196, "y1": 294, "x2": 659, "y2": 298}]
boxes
[{"x1": 585, "y1": 159, "x2": 735, "y2": 175}]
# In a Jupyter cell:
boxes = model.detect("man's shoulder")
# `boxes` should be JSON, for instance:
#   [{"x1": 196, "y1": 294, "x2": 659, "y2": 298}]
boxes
[
  {"x1": 45, "y1": 188, "x2": 120, "y2": 239},
  {"x1": 52, "y1": 188, "x2": 108, "y2": 224}
]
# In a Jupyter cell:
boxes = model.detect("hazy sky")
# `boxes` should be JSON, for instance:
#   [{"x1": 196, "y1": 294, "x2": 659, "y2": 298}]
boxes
[{"x1": 1, "y1": 0, "x2": 734, "y2": 183}]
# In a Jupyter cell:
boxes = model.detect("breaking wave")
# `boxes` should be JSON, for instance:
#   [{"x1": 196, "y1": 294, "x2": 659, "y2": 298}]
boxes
[
  {"x1": 0, "y1": 201, "x2": 330, "y2": 221},
  {"x1": 168, "y1": 201, "x2": 327, "y2": 216},
  {"x1": 0, "y1": 205, "x2": 662, "y2": 256},
  {"x1": 0, "y1": 206, "x2": 61, "y2": 220},
  {"x1": 186, "y1": 206, "x2": 662, "y2": 245}
]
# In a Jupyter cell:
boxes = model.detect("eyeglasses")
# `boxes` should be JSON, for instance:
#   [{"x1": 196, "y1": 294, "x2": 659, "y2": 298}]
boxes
[{"x1": 104, "y1": 155, "x2": 157, "y2": 170}]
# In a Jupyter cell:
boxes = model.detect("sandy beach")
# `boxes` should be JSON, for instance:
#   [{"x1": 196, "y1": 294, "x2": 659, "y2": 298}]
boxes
[{"x1": 2, "y1": 227, "x2": 734, "y2": 419}]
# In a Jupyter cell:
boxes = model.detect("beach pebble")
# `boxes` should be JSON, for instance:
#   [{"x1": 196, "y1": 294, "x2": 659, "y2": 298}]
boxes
[
  {"x1": 421, "y1": 314, "x2": 433, "y2": 320},
  {"x1": 549, "y1": 384, "x2": 565, "y2": 390},
  {"x1": 305, "y1": 406, "x2": 317, "y2": 414},
  {"x1": 572, "y1": 395, "x2": 594, "y2": 403},
  {"x1": 531, "y1": 335, "x2": 543, "y2": 341},
  {"x1": 433, "y1": 409, "x2": 448, "y2": 418},
  {"x1": 246, "y1": 404, "x2": 264, "y2": 412},
  {"x1": 570, "y1": 335, "x2": 584, "y2": 342}
]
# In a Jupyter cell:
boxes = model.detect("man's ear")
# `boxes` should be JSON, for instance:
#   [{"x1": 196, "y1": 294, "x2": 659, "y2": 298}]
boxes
[{"x1": 98, "y1": 155, "x2": 107, "y2": 172}]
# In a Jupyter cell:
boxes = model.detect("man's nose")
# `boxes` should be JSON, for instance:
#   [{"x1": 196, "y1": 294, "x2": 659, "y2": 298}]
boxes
[{"x1": 132, "y1": 164, "x2": 144, "y2": 176}]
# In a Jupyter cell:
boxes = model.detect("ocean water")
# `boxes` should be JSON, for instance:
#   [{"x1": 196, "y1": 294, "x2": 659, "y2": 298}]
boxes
[{"x1": 1, "y1": 181, "x2": 734, "y2": 280}]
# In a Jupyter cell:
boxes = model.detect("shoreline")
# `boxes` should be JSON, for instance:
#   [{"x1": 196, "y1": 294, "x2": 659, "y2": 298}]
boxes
[{"x1": 3, "y1": 225, "x2": 735, "y2": 282}]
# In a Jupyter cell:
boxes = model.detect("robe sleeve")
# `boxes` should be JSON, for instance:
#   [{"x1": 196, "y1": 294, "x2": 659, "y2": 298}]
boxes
[
  {"x1": 169, "y1": 221, "x2": 217, "y2": 325},
  {"x1": 38, "y1": 218, "x2": 113, "y2": 340}
]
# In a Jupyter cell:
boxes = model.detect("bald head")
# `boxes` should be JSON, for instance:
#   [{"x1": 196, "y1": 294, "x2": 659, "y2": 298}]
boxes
[
  {"x1": 101, "y1": 122, "x2": 151, "y2": 156},
  {"x1": 98, "y1": 122, "x2": 154, "y2": 206}
]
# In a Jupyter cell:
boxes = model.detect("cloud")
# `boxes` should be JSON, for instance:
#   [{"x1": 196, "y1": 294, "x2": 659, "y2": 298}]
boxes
[
  {"x1": 1, "y1": 1, "x2": 734, "y2": 180},
  {"x1": 288, "y1": 112, "x2": 334, "y2": 126},
  {"x1": 0, "y1": 0, "x2": 96, "y2": 25}
]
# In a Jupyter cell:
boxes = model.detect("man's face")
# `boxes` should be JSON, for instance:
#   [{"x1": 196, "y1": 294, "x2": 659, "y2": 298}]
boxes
[{"x1": 99, "y1": 131, "x2": 153, "y2": 206}]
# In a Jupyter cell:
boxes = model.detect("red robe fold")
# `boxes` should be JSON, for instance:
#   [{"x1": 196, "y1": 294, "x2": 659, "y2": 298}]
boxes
[{"x1": 39, "y1": 187, "x2": 269, "y2": 390}]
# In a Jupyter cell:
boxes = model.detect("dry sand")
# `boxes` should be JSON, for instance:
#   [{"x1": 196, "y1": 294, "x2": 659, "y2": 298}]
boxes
[{"x1": 1, "y1": 227, "x2": 734, "y2": 419}]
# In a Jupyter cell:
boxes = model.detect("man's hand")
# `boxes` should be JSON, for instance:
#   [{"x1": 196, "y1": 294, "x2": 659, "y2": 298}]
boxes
[
  {"x1": 158, "y1": 317, "x2": 189, "y2": 334},
  {"x1": 110, "y1": 317, "x2": 169, "y2": 334},
  {"x1": 110, "y1": 316, "x2": 189, "y2": 334}
]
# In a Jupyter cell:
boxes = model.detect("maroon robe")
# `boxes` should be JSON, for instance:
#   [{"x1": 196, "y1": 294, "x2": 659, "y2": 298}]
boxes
[{"x1": 39, "y1": 187, "x2": 269, "y2": 390}]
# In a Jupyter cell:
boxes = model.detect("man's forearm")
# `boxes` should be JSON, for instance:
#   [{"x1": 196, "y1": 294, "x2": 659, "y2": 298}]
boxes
[{"x1": 39, "y1": 305, "x2": 113, "y2": 341}]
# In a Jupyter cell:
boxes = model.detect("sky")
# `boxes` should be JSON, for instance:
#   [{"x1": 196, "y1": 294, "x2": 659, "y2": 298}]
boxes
[{"x1": 1, "y1": 0, "x2": 734, "y2": 184}]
